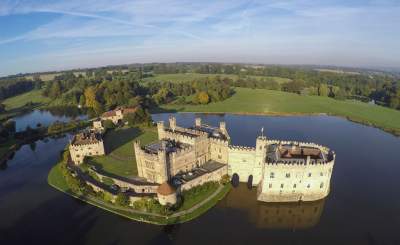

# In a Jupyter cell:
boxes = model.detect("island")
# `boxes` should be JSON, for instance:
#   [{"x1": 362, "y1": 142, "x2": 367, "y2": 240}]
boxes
[{"x1": 48, "y1": 107, "x2": 336, "y2": 224}]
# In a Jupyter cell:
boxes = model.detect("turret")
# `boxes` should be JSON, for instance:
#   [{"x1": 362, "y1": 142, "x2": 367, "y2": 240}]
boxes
[
  {"x1": 169, "y1": 116, "x2": 177, "y2": 131},
  {"x1": 157, "y1": 121, "x2": 165, "y2": 139},
  {"x1": 219, "y1": 121, "x2": 230, "y2": 140},
  {"x1": 195, "y1": 117, "x2": 202, "y2": 127},
  {"x1": 157, "y1": 147, "x2": 169, "y2": 183}
]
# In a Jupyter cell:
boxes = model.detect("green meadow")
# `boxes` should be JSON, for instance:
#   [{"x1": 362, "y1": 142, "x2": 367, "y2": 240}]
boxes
[
  {"x1": 143, "y1": 73, "x2": 291, "y2": 84},
  {"x1": 162, "y1": 87, "x2": 400, "y2": 135}
]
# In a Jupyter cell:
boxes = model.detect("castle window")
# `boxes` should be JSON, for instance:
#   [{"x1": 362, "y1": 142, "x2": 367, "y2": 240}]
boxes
[
  {"x1": 269, "y1": 183, "x2": 272, "y2": 188},
  {"x1": 286, "y1": 173, "x2": 290, "y2": 178},
  {"x1": 308, "y1": 172, "x2": 312, "y2": 177},
  {"x1": 293, "y1": 184, "x2": 296, "y2": 188},
  {"x1": 270, "y1": 172, "x2": 275, "y2": 178},
  {"x1": 307, "y1": 184, "x2": 310, "y2": 188},
  {"x1": 320, "y1": 182, "x2": 324, "y2": 188},
  {"x1": 280, "y1": 183, "x2": 284, "y2": 188}
]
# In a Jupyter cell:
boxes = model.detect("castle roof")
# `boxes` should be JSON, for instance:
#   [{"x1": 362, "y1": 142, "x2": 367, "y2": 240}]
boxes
[
  {"x1": 102, "y1": 110, "x2": 117, "y2": 118},
  {"x1": 157, "y1": 182, "x2": 176, "y2": 195},
  {"x1": 71, "y1": 131, "x2": 102, "y2": 145}
]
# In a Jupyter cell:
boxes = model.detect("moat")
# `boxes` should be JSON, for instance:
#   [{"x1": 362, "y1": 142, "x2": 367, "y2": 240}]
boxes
[{"x1": 1, "y1": 113, "x2": 400, "y2": 244}]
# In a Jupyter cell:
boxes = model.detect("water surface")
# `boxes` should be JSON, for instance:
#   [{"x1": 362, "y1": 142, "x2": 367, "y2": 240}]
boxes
[
  {"x1": 13, "y1": 109, "x2": 87, "y2": 132},
  {"x1": 1, "y1": 113, "x2": 399, "y2": 244}
]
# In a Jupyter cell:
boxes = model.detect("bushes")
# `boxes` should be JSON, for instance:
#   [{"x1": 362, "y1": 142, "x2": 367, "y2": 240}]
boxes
[{"x1": 116, "y1": 193, "x2": 130, "y2": 206}]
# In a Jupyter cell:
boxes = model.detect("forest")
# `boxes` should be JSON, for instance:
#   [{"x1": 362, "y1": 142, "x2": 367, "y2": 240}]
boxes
[{"x1": 1, "y1": 63, "x2": 399, "y2": 115}]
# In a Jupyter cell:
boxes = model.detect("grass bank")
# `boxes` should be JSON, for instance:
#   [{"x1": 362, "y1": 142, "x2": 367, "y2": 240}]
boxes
[
  {"x1": 1, "y1": 89, "x2": 51, "y2": 121},
  {"x1": 162, "y1": 87, "x2": 400, "y2": 136}
]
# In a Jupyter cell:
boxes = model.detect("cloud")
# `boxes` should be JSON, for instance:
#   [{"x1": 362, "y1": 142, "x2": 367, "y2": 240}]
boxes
[{"x1": 0, "y1": 0, "x2": 400, "y2": 76}]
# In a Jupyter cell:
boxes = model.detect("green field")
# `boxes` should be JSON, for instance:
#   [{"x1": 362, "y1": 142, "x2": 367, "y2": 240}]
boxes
[
  {"x1": 87, "y1": 127, "x2": 158, "y2": 177},
  {"x1": 3, "y1": 89, "x2": 50, "y2": 111},
  {"x1": 162, "y1": 87, "x2": 400, "y2": 135},
  {"x1": 143, "y1": 73, "x2": 291, "y2": 84},
  {"x1": 1, "y1": 89, "x2": 51, "y2": 121}
]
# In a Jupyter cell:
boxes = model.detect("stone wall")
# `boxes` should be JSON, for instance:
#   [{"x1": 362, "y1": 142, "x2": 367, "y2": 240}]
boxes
[
  {"x1": 257, "y1": 156, "x2": 335, "y2": 202},
  {"x1": 69, "y1": 140, "x2": 105, "y2": 164},
  {"x1": 180, "y1": 165, "x2": 228, "y2": 191}
]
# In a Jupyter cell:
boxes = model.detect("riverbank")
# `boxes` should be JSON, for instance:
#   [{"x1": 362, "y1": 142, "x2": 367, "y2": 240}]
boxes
[
  {"x1": 48, "y1": 162, "x2": 231, "y2": 225},
  {"x1": 161, "y1": 88, "x2": 400, "y2": 136}
]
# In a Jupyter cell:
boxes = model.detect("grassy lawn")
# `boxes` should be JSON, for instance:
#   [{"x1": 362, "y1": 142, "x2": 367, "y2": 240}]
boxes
[
  {"x1": 143, "y1": 73, "x2": 291, "y2": 84},
  {"x1": 48, "y1": 162, "x2": 69, "y2": 191},
  {"x1": 162, "y1": 87, "x2": 400, "y2": 135},
  {"x1": 87, "y1": 127, "x2": 158, "y2": 177},
  {"x1": 3, "y1": 89, "x2": 50, "y2": 111}
]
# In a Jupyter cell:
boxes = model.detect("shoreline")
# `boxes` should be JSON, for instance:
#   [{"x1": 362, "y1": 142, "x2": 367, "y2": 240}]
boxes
[{"x1": 47, "y1": 163, "x2": 231, "y2": 225}]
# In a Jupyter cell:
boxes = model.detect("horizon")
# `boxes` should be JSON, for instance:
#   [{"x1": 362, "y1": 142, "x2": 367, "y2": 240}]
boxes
[{"x1": 1, "y1": 0, "x2": 400, "y2": 76}]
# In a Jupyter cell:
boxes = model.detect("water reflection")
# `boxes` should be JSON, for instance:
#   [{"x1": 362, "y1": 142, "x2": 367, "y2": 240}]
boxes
[
  {"x1": 222, "y1": 184, "x2": 325, "y2": 230},
  {"x1": 13, "y1": 108, "x2": 87, "y2": 132}
]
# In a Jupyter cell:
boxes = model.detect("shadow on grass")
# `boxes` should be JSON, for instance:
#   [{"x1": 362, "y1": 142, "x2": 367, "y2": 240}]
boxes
[
  {"x1": 148, "y1": 106, "x2": 179, "y2": 114},
  {"x1": 104, "y1": 127, "x2": 143, "y2": 154}
]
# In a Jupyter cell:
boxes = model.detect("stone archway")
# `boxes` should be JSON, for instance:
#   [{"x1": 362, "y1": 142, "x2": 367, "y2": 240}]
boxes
[{"x1": 231, "y1": 173, "x2": 239, "y2": 188}]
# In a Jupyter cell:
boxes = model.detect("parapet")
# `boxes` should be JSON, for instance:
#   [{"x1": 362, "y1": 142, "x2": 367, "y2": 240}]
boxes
[{"x1": 229, "y1": 145, "x2": 256, "y2": 152}]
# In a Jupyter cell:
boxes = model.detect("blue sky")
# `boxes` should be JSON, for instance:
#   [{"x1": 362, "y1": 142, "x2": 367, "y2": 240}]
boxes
[{"x1": 0, "y1": 0, "x2": 399, "y2": 76}]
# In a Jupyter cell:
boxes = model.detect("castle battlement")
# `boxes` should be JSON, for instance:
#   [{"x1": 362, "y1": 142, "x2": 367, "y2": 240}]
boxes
[
  {"x1": 170, "y1": 145, "x2": 194, "y2": 158},
  {"x1": 229, "y1": 145, "x2": 256, "y2": 152}
]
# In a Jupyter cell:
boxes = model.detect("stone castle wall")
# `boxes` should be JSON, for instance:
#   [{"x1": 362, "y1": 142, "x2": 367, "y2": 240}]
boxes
[
  {"x1": 180, "y1": 165, "x2": 228, "y2": 191},
  {"x1": 257, "y1": 155, "x2": 335, "y2": 202},
  {"x1": 134, "y1": 141, "x2": 168, "y2": 184},
  {"x1": 69, "y1": 140, "x2": 105, "y2": 164}
]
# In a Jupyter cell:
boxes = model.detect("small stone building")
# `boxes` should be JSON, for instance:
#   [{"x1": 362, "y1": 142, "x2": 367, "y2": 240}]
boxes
[
  {"x1": 69, "y1": 131, "x2": 105, "y2": 164},
  {"x1": 157, "y1": 182, "x2": 177, "y2": 206}
]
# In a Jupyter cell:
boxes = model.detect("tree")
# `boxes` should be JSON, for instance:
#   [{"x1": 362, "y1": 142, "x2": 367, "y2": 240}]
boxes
[
  {"x1": 197, "y1": 91, "x2": 210, "y2": 104},
  {"x1": 116, "y1": 193, "x2": 130, "y2": 206},
  {"x1": 103, "y1": 119, "x2": 115, "y2": 130},
  {"x1": 49, "y1": 81, "x2": 62, "y2": 99},
  {"x1": 389, "y1": 96, "x2": 399, "y2": 109},
  {"x1": 79, "y1": 95, "x2": 86, "y2": 106},
  {"x1": 318, "y1": 83, "x2": 329, "y2": 96},
  {"x1": 84, "y1": 86, "x2": 103, "y2": 115}
]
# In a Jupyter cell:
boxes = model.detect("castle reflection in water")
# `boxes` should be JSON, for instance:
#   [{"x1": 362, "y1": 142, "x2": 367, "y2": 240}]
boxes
[{"x1": 221, "y1": 184, "x2": 325, "y2": 230}]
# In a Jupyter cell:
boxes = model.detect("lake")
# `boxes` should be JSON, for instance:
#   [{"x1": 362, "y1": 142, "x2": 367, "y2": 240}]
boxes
[
  {"x1": 1, "y1": 113, "x2": 400, "y2": 244},
  {"x1": 12, "y1": 108, "x2": 87, "y2": 132}
]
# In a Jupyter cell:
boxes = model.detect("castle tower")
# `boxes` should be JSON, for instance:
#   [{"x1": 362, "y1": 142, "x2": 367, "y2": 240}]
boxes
[
  {"x1": 254, "y1": 131, "x2": 268, "y2": 186},
  {"x1": 195, "y1": 117, "x2": 202, "y2": 127},
  {"x1": 157, "y1": 148, "x2": 169, "y2": 183},
  {"x1": 169, "y1": 116, "x2": 177, "y2": 131},
  {"x1": 157, "y1": 121, "x2": 165, "y2": 140},
  {"x1": 219, "y1": 121, "x2": 230, "y2": 140},
  {"x1": 133, "y1": 140, "x2": 144, "y2": 177}
]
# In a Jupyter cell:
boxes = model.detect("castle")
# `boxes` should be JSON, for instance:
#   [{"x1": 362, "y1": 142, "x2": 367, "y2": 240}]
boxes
[{"x1": 134, "y1": 116, "x2": 336, "y2": 203}]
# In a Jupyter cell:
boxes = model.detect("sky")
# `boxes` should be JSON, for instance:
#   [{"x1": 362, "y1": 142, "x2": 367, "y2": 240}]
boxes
[{"x1": 0, "y1": 0, "x2": 399, "y2": 76}]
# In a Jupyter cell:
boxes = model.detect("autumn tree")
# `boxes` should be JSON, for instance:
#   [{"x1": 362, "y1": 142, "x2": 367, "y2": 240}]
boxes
[
  {"x1": 84, "y1": 86, "x2": 103, "y2": 115},
  {"x1": 197, "y1": 91, "x2": 210, "y2": 104}
]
